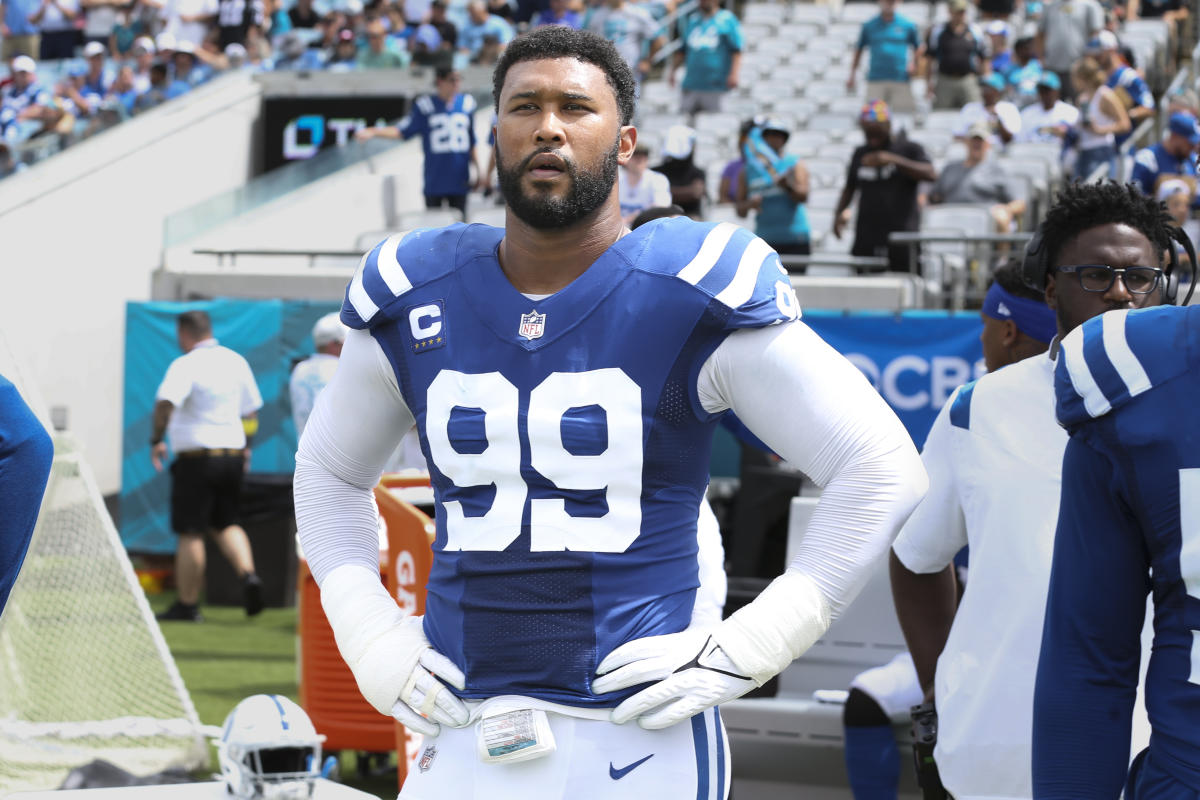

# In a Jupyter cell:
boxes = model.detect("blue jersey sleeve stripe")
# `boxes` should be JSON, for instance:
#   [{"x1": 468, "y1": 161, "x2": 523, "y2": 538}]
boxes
[
  {"x1": 677, "y1": 222, "x2": 738, "y2": 285},
  {"x1": 1100, "y1": 310, "x2": 1152, "y2": 398},
  {"x1": 714, "y1": 236, "x2": 773, "y2": 309},
  {"x1": 375, "y1": 231, "x2": 414, "y2": 297},
  {"x1": 346, "y1": 249, "x2": 381, "y2": 324},
  {"x1": 1060, "y1": 323, "x2": 1111, "y2": 418},
  {"x1": 949, "y1": 380, "x2": 975, "y2": 429}
]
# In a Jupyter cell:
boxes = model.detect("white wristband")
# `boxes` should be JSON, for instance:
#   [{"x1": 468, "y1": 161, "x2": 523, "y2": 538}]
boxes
[{"x1": 711, "y1": 570, "x2": 832, "y2": 685}]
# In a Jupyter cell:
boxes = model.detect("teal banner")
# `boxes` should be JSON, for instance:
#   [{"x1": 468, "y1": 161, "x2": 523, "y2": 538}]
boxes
[{"x1": 121, "y1": 300, "x2": 339, "y2": 554}]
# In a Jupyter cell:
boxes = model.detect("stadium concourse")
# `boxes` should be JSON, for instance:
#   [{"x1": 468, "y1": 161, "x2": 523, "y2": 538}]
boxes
[{"x1": 0, "y1": 0, "x2": 1188, "y2": 797}]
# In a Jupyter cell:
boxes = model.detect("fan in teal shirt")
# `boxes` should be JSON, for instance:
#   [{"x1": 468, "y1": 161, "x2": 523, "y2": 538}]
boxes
[
  {"x1": 737, "y1": 119, "x2": 810, "y2": 261},
  {"x1": 855, "y1": 7, "x2": 920, "y2": 82},
  {"x1": 676, "y1": 0, "x2": 742, "y2": 92}
]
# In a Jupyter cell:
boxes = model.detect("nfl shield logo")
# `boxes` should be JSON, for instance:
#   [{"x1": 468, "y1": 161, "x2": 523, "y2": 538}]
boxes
[
  {"x1": 518, "y1": 310, "x2": 546, "y2": 341},
  {"x1": 418, "y1": 745, "x2": 437, "y2": 773}
]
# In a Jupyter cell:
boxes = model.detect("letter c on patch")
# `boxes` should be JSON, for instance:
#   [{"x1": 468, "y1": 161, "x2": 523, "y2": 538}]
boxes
[{"x1": 409, "y1": 303, "x2": 443, "y2": 339}]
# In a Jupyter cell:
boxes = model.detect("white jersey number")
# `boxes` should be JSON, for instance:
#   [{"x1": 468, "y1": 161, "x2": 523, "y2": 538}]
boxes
[
  {"x1": 1179, "y1": 468, "x2": 1200, "y2": 684},
  {"x1": 428, "y1": 113, "x2": 471, "y2": 154},
  {"x1": 425, "y1": 369, "x2": 643, "y2": 553}
]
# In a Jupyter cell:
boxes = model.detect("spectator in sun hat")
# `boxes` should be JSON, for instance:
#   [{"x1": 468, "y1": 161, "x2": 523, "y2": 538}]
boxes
[
  {"x1": 737, "y1": 116, "x2": 812, "y2": 261},
  {"x1": 955, "y1": 72, "x2": 1022, "y2": 146},
  {"x1": 1017, "y1": 71, "x2": 1079, "y2": 143},
  {"x1": 930, "y1": 120, "x2": 1027, "y2": 232},
  {"x1": 1131, "y1": 111, "x2": 1200, "y2": 203},
  {"x1": 81, "y1": 40, "x2": 110, "y2": 98},
  {"x1": 834, "y1": 100, "x2": 936, "y2": 273},
  {"x1": 652, "y1": 124, "x2": 706, "y2": 218}
]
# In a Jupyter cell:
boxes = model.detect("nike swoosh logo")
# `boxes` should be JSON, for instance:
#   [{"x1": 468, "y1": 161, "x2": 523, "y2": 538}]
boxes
[{"x1": 609, "y1": 753, "x2": 654, "y2": 780}]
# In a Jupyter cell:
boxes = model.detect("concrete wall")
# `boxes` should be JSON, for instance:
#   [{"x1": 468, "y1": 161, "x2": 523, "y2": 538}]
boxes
[{"x1": 0, "y1": 71, "x2": 263, "y2": 494}]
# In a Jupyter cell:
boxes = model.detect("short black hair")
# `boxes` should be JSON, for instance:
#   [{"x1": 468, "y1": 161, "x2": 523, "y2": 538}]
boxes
[
  {"x1": 177, "y1": 310, "x2": 212, "y2": 338},
  {"x1": 991, "y1": 258, "x2": 1045, "y2": 302},
  {"x1": 631, "y1": 204, "x2": 685, "y2": 229},
  {"x1": 492, "y1": 26, "x2": 637, "y2": 126},
  {"x1": 1040, "y1": 181, "x2": 1174, "y2": 273}
]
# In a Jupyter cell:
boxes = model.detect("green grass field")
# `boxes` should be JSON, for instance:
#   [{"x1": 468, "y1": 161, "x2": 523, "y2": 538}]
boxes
[{"x1": 147, "y1": 594, "x2": 399, "y2": 799}]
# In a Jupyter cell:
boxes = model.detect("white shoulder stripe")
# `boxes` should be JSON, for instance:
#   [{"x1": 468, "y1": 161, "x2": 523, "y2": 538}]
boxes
[
  {"x1": 375, "y1": 231, "x2": 413, "y2": 297},
  {"x1": 1101, "y1": 310, "x2": 1152, "y2": 399},
  {"x1": 348, "y1": 251, "x2": 379, "y2": 323},
  {"x1": 1060, "y1": 327, "x2": 1109, "y2": 418},
  {"x1": 715, "y1": 236, "x2": 773, "y2": 309},
  {"x1": 677, "y1": 223, "x2": 738, "y2": 285}
]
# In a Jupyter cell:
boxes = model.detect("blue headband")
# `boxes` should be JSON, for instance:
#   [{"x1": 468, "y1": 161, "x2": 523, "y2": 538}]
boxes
[{"x1": 981, "y1": 282, "x2": 1057, "y2": 344}]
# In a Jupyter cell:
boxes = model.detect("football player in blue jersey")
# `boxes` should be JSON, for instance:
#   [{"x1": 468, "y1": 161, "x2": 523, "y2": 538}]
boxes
[
  {"x1": 296, "y1": 25, "x2": 927, "y2": 800},
  {"x1": 1035, "y1": 303, "x2": 1200, "y2": 798},
  {"x1": 356, "y1": 67, "x2": 481, "y2": 216}
]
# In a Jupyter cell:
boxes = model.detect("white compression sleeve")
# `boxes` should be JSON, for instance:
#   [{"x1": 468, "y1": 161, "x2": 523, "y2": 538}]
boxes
[
  {"x1": 697, "y1": 321, "x2": 927, "y2": 618},
  {"x1": 294, "y1": 329, "x2": 416, "y2": 585}
]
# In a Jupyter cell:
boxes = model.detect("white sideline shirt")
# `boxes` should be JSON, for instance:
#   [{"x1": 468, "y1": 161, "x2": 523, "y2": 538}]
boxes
[
  {"x1": 156, "y1": 338, "x2": 262, "y2": 452},
  {"x1": 892, "y1": 352, "x2": 1150, "y2": 799},
  {"x1": 289, "y1": 352, "x2": 340, "y2": 437},
  {"x1": 892, "y1": 353, "x2": 1064, "y2": 800},
  {"x1": 618, "y1": 167, "x2": 673, "y2": 220},
  {"x1": 1017, "y1": 100, "x2": 1080, "y2": 144}
]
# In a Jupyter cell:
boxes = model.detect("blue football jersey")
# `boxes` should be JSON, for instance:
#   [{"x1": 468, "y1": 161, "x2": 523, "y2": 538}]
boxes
[
  {"x1": 1034, "y1": 306, "x2": 1200, "y2": 797},
  {"x1": 340, "y1": 219, "x2": 799, "y2": 706},
  {"x1": 400, "y1": 92, "x2": 477, "y2": 198}
]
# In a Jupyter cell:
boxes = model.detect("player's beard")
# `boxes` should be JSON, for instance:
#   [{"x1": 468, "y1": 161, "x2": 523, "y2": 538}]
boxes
[{"x1": 496, "y1": 137, "x2": 619, "y2": 229}]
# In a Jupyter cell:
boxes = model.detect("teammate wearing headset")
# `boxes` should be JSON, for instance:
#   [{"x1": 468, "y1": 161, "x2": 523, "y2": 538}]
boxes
[{"x1": 890, "y1": 180, "x2": 1193, "y2": 800}]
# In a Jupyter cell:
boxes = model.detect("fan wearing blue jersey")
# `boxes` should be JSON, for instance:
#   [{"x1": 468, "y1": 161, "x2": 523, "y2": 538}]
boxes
[
  {"x1": 356, "y1": 67, "x2": 480, "y2": 216},
  {"x1": 1035, "y1": 304, "x2": 1200, "y2": 799},
  {"x1": 296, "y1": 26, "x2": 926, "y2": 800},
  {"x1": 890, "y1": 181, "x2": 1170, "y2": 800}
]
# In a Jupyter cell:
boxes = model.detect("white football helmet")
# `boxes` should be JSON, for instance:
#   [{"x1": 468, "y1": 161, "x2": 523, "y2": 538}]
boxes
[{"x1": 218, "y1": 694, "x2": 326, "y2": 799}]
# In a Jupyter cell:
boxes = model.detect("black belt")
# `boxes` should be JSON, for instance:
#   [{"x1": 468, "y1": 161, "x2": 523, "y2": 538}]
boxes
[{"x1": 176, "y1": 448, "x2": 244, "y2": 458}]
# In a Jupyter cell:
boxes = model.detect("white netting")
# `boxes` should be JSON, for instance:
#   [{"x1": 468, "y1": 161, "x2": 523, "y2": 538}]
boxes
[{"x1": 0, "y1": 440, "x2": 208, "y2": 795}]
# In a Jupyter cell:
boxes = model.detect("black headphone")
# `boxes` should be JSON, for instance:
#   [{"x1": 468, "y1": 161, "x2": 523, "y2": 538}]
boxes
[{"x1": 1021, "y1": 221, "x2": 1197, "y2": 306}]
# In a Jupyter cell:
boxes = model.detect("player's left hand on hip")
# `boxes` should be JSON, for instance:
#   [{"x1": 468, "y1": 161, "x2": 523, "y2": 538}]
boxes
[{"x1": 593, "y1": 628, "x2": 758, "y2": 730}]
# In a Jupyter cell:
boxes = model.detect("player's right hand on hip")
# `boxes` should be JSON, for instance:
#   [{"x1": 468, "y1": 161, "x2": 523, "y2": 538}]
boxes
[
  {"x1": 318, "y1": 566, "x2": 469, "y2": 737},
  {"x1": 357, "y1": 615, "x2": 470, "y2": 737}
]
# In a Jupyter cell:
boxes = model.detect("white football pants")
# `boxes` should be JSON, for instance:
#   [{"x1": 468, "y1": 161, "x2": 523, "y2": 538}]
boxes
[{"x1": 398, "y1": 705, "x2": 730, "y2": 800}]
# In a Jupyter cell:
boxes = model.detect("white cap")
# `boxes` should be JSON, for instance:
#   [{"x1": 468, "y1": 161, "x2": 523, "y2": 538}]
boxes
[
  {"x1": 155, "y1": 31, "x2": 177, "y2": 51},
  {"x1": 312, "y1": 313, "x2": 349, "y2": 348},
  {"x1": 133, "y1": 36, "x2": 156, "y2": 53},
  {"x1": 83, "y1": 41, "x2": 106, "y2": 58},
  {"x1": 662, "y1": 124, "x2": 696, "y2": 159},
  {"x1": 11, "y1": 55, "x2": 36, "y2": 73},
  {"x1": 174, "y1": 39, "x2": 196, "y2": 54},
  {"x1": 224, "y1": 42, "x2": 247, "y2": 58},
  {"x1": 1094, "y1": 29, "x2": 1119, "y2": 50},
  {"x1": 985, "y1": 19, "x2": 1008, "y2": 36}
]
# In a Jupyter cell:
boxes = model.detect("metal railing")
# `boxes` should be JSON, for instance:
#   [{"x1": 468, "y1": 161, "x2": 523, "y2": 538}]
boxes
[{"x1": 889, "y1": 231, "x2": 1035, "y2": 310}]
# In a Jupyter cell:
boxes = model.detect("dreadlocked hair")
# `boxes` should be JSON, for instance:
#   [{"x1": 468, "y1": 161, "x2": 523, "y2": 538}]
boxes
[{"x1": 1039, "y1": 181, "x2": 1175, "y2": 276}]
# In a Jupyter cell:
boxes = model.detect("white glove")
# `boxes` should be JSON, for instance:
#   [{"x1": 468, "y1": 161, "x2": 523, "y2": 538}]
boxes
[
  {"x1": 593, "y1": 628, "x2": 756, "y2": 730},
  {"x1": 593, "y1": 570, "x2": 832, "y2": 730},
  {"x1": 319, "y1": 565, "x2": 469, "y2": 737}
]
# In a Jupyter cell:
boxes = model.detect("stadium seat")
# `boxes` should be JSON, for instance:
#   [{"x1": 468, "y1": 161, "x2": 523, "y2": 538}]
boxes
[
  {"x1": 919, "y1": 109, "x2": 963, "y2": 133},
  {"x1": 837, "y1": 3, "x2": 878, "y2": 24},
  {"x1": 805, "y1": 187, "x2": 843, "y2": 210},
  {"x1": 788, "y1": 3, "x2": 833, "y2": 27},
  {"x1": 802, "y1": 157, "x2": 848, "y2": 188},
  {"x1": 742, "y1": 2, "x2": 788, "y2": 25}
]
